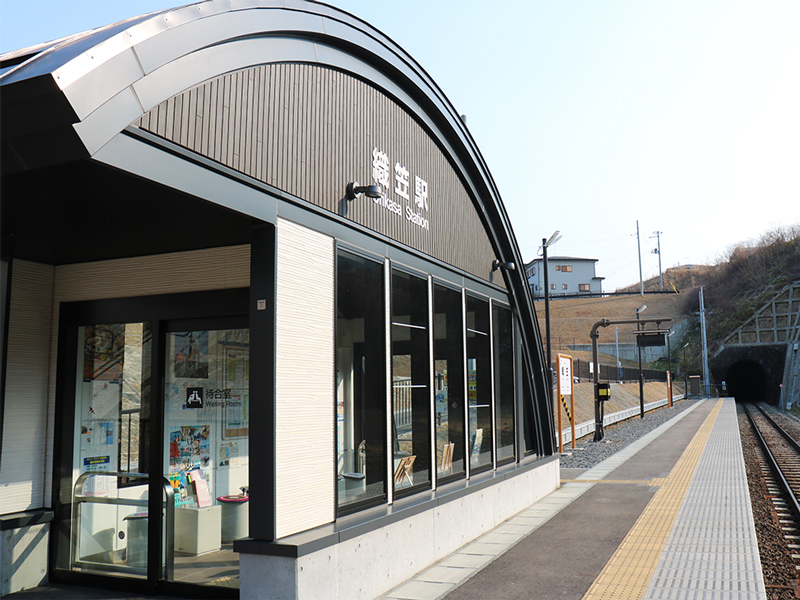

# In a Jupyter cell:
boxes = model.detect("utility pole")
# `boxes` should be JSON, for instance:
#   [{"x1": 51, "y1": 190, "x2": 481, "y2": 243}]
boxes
[
  {"x1": 700, "y1": 286, "x2": 710, "y2": 397},
  {"x1": 651, "y1": 231, "x2": 663, "y2": 291},
  {"x1": 637, "y1": 220, "x2": 644, "y2": 296},
  {"x1": 636, "y1": 304, "x2": 647, "y2": 417}
]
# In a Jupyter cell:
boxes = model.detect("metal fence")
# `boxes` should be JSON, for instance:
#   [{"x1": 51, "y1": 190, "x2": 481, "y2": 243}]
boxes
[
  {"x1": 564, "y1": 358, "x2": 669, "y2": 383},
  {"x1": 393, "y1": 378, "x2": 413, "y2": 430}
]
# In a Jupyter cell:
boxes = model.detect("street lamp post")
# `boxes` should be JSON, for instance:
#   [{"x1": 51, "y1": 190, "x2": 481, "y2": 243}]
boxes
[
  {"x1": 542, "y1": 231, "x2": 562, "y2": 451},
  {"x1": 541, "y1": 230, "x2": 562, "y2": 391}
]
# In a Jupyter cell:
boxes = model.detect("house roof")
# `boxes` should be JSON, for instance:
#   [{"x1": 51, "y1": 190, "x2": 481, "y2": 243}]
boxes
[{"x1": 525, "y1": 256, "x2": 599, "y2": 267}]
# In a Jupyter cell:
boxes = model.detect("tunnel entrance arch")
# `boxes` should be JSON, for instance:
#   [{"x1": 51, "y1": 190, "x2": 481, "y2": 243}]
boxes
[{"x1": 725, "y1": 360, "x2": 770, "y2": 403}]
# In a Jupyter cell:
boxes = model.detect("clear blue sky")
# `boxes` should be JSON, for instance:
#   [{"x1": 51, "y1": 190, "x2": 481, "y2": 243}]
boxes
[{"x1": 2, "y1": 0, "x2": 798, "y2": 291}]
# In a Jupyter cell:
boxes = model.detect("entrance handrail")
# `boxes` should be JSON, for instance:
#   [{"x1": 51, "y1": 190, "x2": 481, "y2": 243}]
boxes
[{"x1": 71, "y1": 472, "x2": 174, "y2": 579}]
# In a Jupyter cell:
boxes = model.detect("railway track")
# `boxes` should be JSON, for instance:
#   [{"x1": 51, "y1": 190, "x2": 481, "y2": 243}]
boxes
[{"x1": 744, "y1": 403, "x2": 800, "y2": 580}]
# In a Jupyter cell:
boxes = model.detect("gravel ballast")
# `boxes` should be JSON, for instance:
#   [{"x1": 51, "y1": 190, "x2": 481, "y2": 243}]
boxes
[{"x1": 558, "y1": 398, "x2": 703, "y2": 469}]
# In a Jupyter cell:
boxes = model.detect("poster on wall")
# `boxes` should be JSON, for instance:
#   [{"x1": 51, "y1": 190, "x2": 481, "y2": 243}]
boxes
[
  {"x1": 81, "y1": 420, "x2": 115, "y2": 451},
  {"x1": 218, "y1": 441, "x2": 240, "y2": 467},
  {"x1": 225, "y1": 346, "x2": 248, "y2": 389},
  {"x1": 82, "y1": 455, "x2": 111, "y2": 497},
  {"x1": 84, "y1": 324, "x2": 125, "y2": 382},
  {"x1": 168, "y1": 425, "x2": 211, "y2": 471},
  {"x1": 223, "y1": 391, "x2": 248, "y2": 439},
  {"x1": 89, "y1": 381, "x2": 121, "y2": 419},
  {"x1": 173, "y1": 331, "x2": 209, "y2": 379},
  {"x1": 223, "y1": 346, "x2": 249, "y2": 438}
]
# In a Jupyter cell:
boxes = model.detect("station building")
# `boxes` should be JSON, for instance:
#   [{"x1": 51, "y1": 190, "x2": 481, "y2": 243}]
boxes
[{"x1": 0, "y1": 2, "x2": 557, "y2": 598}]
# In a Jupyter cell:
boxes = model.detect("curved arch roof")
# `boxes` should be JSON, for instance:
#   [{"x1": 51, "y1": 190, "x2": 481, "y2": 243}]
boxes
[{"x1": 0, "y1": 0, "x2": 553, "y2": 451}]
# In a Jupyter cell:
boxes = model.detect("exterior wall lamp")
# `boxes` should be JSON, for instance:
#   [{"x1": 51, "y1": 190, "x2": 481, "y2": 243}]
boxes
[
  {"x1": 346, "y1": 182, "x2": 382, "y2": 200},
  {"x1": 491, "y1": 260, "x2": 516, "y2": 272}
]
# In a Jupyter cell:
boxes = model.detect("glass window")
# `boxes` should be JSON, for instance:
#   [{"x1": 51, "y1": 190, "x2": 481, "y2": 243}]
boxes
[
  {"x1": 336, "y1": 250, "x2": 387, "y2": 509},
  {"x1": 493, "y1": 304, "x2": 515, "y2": 463},
  {"x1": 466, "y1": 295, "x2": 492, "y2": 471},
  {"x1": 562, "y1": 283, "x2": 568, "y2": 290},
  {"x1": 579, "y1": 284, "x2": 590, "y2": 292},
  {"x1": 391, "y1": 269, "x2": 431, "y2": 492},
  {"x1": 433, "y1": 283, "x2": 464, "y2": 481}
]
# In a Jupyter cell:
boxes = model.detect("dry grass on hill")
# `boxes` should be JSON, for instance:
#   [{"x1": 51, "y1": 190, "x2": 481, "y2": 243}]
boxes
[{"x1": 533, "y1": 292, "x2": 694, "y2": 353}]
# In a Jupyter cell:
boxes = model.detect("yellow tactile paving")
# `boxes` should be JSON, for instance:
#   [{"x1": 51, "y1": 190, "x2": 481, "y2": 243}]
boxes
[{"x1": 581, "y1": 398, "x2": 724, "y2": 600}]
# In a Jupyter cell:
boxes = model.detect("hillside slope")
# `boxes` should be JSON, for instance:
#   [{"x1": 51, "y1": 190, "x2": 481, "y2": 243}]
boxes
[
  {"x1": 560, "y1": 225, "x2": 800, "y2": 374},
  {"x1": 533, "y1": 292, "x2": 692, "y2": 353}
]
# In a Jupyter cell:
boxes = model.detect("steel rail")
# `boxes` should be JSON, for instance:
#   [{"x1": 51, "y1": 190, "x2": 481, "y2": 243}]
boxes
[
  {"x1": 755, "y1": 404, "x2": 800, "y2": 454},
  {"x1": 744, "y1": 404, "x2": 800, "y2": 521}
]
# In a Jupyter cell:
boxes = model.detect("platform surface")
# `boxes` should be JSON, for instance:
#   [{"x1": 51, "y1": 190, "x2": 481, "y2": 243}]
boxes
[{"x1": 379, "y1": 398, "x2": 766, "y2": 600}]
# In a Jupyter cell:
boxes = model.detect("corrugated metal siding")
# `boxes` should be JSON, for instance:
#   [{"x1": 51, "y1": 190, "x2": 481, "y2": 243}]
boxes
[
  {"x1": 1, "y1": 261, "x2": 55, "y2": 513},
  {"x1": 274, "y1": 219, "x2": 335, "y2": 538},
  {"x1": 135, "y1": 63, "x2": 500, "y2": 285}
]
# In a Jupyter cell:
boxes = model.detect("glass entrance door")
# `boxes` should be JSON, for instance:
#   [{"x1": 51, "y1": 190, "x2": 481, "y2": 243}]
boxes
[
  {"x1": 163, "y1": 324, "x2": 249, "y2": 589},
  {"x1": 69, "y1": 322, "x2": 154, "y2": 578},
  {"x1": 62, "y1": 318, "x2": 249, "y2": 592}
]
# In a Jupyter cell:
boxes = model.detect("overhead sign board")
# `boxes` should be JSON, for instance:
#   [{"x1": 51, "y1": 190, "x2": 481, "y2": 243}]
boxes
[{"x1": 635, "y1": 330, "x2": 668, "y2": 347}]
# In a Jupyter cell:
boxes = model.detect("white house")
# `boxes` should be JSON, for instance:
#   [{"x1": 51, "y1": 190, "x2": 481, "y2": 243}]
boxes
[{"x1": 525, "y1": 257, "x2": 604, "y2": 298}]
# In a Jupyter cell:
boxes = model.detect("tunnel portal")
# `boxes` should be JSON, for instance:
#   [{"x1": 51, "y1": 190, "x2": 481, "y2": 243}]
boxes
[{"x1": 725, "y1": 360, "x2": 770, "y2": 404}]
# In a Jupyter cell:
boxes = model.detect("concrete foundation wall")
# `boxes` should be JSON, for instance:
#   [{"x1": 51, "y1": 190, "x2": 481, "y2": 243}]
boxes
[
  {"x1": 240, "y1": 459, "x2": 559, "y2": 600},
  {"x1": 0, "y1": 523, "x2": 49, "y2": 596},
  {"x1": 781, "y1": 342, "x2": 800, "y2": 410}
]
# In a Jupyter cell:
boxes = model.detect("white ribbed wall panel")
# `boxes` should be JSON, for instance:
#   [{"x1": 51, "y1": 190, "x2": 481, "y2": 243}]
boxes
[
  {"x1": 1, "y1": 261, "x2": 55, "y2": 513},
  {"x1": 52, "y1": 245, "x2": 250, "y2": 302},
  {"x1": 274, "y1": 219, "x2": 335, "y2": 538}
]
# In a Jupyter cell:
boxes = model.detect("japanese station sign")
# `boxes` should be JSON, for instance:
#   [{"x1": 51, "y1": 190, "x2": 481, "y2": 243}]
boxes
[
  {"x1": 371, "y1": 147, "x2": 430, "y2": 231},
  {"x1": 557, "y1": 354, "x2": 573, "y2": 397}
]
